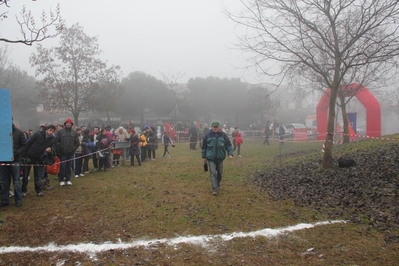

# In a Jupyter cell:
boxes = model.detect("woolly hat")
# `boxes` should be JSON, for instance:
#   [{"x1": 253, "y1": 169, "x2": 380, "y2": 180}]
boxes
[{"x1": 64, "y1": 118, "x2": 74, "y2": 126}]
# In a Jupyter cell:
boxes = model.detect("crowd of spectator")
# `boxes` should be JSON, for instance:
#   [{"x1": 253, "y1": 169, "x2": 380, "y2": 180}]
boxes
[{"x1": 1, "y1": 118, "x2": 265, "y2": 207}]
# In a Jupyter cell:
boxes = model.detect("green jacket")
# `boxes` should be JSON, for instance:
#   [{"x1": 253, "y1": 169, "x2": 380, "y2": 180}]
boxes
[{"x1": 201, "y1": 130, "x2": 234, "y2": 162}]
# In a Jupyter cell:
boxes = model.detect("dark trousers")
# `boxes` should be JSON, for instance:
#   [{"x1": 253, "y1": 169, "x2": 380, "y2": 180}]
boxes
[
  {"x1": 263, "y1": 135, "x2": 269, "y2": 145},
  {"x1": 130, "y1": 155, "x2": 141, "y2": 166},
  {"x1": 92, "y1": 149, "x2": 99, "y2": 169},
  {"x1": 190, "y1": 139, "x2": 197, "y2": 149},
  {"x1": 23, "y1": 158, "x2": 45, "y2": 194},
  {"x1": 147, "y1": 149, "x2": 155, "y2": 159},
  {"x1": 82, "y1": 154, "x2": 89, "y2": 172},
  {"x1": 162, "y1": 145, "x2": 170, "y2": 156},
  {"x1": 59, "y1": 154, "x2": 74, "y2": 182},
  {"x1": 113, "y1": 153, "x2": 121, "y2": 165},
  {"x1": 236, "y1": 144, "x2": 241, "y2": 156},
  {"x1": 74, "y1": 154, "x2": 83, "y2": 175},
  {"x1": 141, "y1": 146, "x2": 147, "y2": 161},
  {"x1": 22, "y1": 159, "x2": 31, "y2": 192},
  {"x1": 99, "y1": 152, "x2": 110, "y2": 171},
  {"x1": 0, "y1": 163, "x2": 22, "y2": 204}
]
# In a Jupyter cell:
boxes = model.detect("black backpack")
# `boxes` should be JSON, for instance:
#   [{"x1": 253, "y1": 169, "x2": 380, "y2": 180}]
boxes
[{"x1": 338, "y1": 156, "x2": 356, "y2": 168}]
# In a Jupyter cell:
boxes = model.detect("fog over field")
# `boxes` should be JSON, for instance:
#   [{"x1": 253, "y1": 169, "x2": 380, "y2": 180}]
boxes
[{"x1": 3, "y1": 0, "x2": 264, "y2": 84}]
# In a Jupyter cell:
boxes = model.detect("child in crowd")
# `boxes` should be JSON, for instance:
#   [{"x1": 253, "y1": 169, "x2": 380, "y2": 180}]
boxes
[{"x1": 112, "y1": 135, "x2": 122, "y2": 167}]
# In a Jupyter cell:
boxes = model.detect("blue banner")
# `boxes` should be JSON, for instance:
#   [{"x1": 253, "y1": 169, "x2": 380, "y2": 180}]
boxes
[
  {"x1": 0, "y1": 89, "x2": 13, "y2": 161},
  {"x1": 347, "y1": 112, "x2": 357, "y2": 134}
]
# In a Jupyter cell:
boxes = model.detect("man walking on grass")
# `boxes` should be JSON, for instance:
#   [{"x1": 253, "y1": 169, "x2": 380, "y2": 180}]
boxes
[{"x1": 201, "y1": 121, "x2": 233, "y2": 196}]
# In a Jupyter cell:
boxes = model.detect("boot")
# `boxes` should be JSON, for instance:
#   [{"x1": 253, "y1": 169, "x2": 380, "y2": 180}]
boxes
[{"x1": 43, "y1": 178, "x2": 53, "y2": 190}]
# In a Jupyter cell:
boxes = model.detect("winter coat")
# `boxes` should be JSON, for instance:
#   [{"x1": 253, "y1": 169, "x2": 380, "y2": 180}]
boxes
[
  {"x1": 162, "y1": 134, "x2": 172, "y2": 146},
  {"x1": 81, "y1": 134, "x2": 90, "y2": 155},
  {"x1": 55, "y1": 127, "x2": 80, "y2": 155},
  {"x1": 129, "y1": 133, "x2": 141, "y2": 156},
  {"x1": 75, "y1": 135, "x2": 83, "y2": 154},
  {"x1": 114, "y1": 127, "x2": 130, "y2": 142},
  {"x1": 264, "y1": 126, "x2": 270, "y2": 137},
  {"x1": 198, "y1": 126, "x2": 205, "y2": 139},
  {"x1": 235, "y1": 131, "x2": 243, "y2": 145},
  {"x1": 90, "y1": 132, "x2": 100, "y2": 151},
  {"x1": 147, "y1": 131, "x2": 158, "y2": 151},
  {"x1": 189, "y1": 124, "x2": 198, "y2": 141},
  {"x1": 96, "y1": 134, "x2": 111, "y2": 154},
  {"x1": 106, "y1": 131, "x2": 114, "y2": 142},
  {"x1": 139, "y1": 133, "x2": 147, "y2": 147},
  {"x1": 11, "y1": 124, "x2": 27, "y2": 162},
  {"x1": 26, "y1": 129, "x2": 55, "y2": 160},
  {"x1": 201, "y1": 129, "x2": 233, "y2": 162},
  {"x1": 168, "y1": 127, "x2": 176, "y2": 141}
]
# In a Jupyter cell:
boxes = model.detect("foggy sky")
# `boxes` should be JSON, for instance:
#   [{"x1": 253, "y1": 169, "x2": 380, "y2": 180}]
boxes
[{"x1": 2, "y1": 0, "x2": 266, "y2": 84}]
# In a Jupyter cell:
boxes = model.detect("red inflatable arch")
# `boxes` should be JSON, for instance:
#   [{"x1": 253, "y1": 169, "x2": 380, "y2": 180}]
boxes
[{"x1": 316, "y1": 83, "x2": 381, "y2": 140}]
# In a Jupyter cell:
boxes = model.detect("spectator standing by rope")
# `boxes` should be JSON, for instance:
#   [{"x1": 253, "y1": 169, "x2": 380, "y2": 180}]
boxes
[{"x1": 55, "y1": 118, "x2": 79, "y2": 186}]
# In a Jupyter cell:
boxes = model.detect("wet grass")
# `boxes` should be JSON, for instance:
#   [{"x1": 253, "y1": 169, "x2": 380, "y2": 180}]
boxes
[{"x1": 0, "y1": 138, "x2": 398, "y2": 265}]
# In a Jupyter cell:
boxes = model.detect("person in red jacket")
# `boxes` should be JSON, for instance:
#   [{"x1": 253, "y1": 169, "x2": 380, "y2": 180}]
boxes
[{"x1": 235, "y1": 128, "x2": 243, "y2": 158}]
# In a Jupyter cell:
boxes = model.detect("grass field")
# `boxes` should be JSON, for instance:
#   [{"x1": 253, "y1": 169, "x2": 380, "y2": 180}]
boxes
[{"x1": 0, "y1": 138, "x2": 398, "y2": 265}]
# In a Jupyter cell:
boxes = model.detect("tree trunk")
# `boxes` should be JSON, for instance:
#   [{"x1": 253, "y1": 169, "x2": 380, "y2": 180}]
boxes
[
  {"x1": 322, "y1": 87, "x2": 339, "y2": 169},
  {"x1": 339, "y1": 94, "x2": 350, "y2": 143},
  {"x1": 205, "y1": 111, "x2": 211, "y2": 126},
  {"x1": 140, "y1": 109, "x2": 145, "y2": 126},
  {"x1": 73, "y1": 113, "x2": 79, "y2": 127},
  {"x1": 106, "y1": 111, "x2": 111, "y2": 124},
  {"x1": 260, "y1": 111, "x2": 264, "y2": 126},
  {"x1": 234, "y1": 113, "x2": 239, "y2": 127}
]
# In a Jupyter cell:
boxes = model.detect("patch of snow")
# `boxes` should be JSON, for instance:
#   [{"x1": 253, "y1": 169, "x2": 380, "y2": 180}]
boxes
[{"x1": 0, "y1": 220, "x2": 346, "y2": 255}]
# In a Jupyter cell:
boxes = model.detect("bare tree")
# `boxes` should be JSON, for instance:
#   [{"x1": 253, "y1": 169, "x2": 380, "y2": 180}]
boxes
[
  {"x1": 0, "y1": 46, "x2": 38, "y2": 116},
  {"x1": 30, "y1": 24, "x2": 121, "y2": 126},
  {"x1": 227, "y1": 0, "x2": 399, "y2": 168},
  {"x1": 160, "y1": 71, "x2": 186, "y2": 121},
  {"x1": 0, "y1": 1, "x2": 63, "y2": 45},
  {"x1": 247, "y1": 85, "x2": 280, "y2": 124}
]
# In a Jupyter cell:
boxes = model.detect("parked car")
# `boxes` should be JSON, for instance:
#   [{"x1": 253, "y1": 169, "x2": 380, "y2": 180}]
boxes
[
  {"x1": 285, "y1": 123, "x2": 308, "y2": 138},
  {"x1": 273, "y1": 124, "x2": 290, "y2": 138}
]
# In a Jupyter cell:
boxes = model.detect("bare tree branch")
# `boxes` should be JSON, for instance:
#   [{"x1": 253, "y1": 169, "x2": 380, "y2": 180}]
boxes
[{"x1": 0, "y1": 1, "x2": 63, "y2": 45}]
